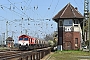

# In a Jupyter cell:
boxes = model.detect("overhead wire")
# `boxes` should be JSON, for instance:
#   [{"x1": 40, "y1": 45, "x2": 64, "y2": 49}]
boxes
[
  {"x1": 48, "y1": 0, "x2": 53, "y2": 10},
  {"x1": 0, "y1": 16, "x2": 8, "y2": 21},
  {"x1": 27, "y1": 0, "x2": 32, "y2": 8},
  {"x1": 7, "y1": 0, "x2": 50, "y2": 21},
  {"x1": 26, "y1": 0, "x2": 32, "y2": 18},
  {"x1": 43, "y1": 0, "x2": 59, "y2": 33},
  {"x1": 17, "y1": 0, "x2": 44, "y2": 21},
  {"x1": 22, "y1": 0, "x2": 32, "y2": 14},
  {"x1": 30, "y1": 0, "x2": 45, "y2": 36},
  {"x1": 38, "y1": 0, "x2": 55, "y2": 36},
  {"x1": 0, "y1": 3, "x2": 50, "y2": 21},
  {"x1": 43, "y1": 0, "x2": 53, "y2": 18},
  {"x1": 0, "y1": 5, "x2": 25, "y2": 18},
  {"x1": 8, "y1": 0, "x2": 32, "y2": 19},
  {"x1": 52, "y1": 0, "x2": 59, "y2": 17},
  {"x1": 0, "y1": 0, "x2": 56, "y2": 38},
  {"x1": 73, "y1": 0, "x2": 83, "y2": 13},
  {"x1": 0, "y1": 2, "x2": 35, "y2": 21}
]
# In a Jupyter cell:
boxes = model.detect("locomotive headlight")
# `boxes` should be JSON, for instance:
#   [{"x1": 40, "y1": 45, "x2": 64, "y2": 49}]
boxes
[
  {"x1": 26, "y1": 44, "x2": 28, "y2": 46},
  {"x1": 19, "y1": 44, "x2": 21, "y2": 47},
  {"x1": 26, "y1": 44, "x2": 28, "y2": 47},
  {"x1": 19, "y1": 44, "x2": 21, "y2": 46}
]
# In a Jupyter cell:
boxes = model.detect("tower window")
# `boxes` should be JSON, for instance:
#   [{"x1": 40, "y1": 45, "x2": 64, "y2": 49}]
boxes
[
  {"x1": 63, "y1": 19, "x2": 73, "y2": 26},
  {"x1": 75, "y1": 38, "x2": 78, "y2": 44},
  {"x1": 75, "y1": 38, "x2": 78, "y2": 47},
  {"x1": 59, "y1": 20, "x2": 63, "y2": 26},
  {"x1": 74, "y1": 20, "x2": 78, "y2": 24},
  {"x1": 69, "y1": 20, "x2": 72, "y2": 24}
]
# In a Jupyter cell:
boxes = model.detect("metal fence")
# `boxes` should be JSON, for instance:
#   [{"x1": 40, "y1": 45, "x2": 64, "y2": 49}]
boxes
[{"x1": 0, "y1": 47, "x2": 51, "y2": 60}]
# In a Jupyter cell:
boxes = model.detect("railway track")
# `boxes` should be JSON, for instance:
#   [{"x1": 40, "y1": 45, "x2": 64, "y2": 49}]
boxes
[
  {"x1": 0, "y1": 47, "x2": 51, "y2": 60},
  {"x1": 0, "y1": 51, "x2": 24, "y2": 59}
]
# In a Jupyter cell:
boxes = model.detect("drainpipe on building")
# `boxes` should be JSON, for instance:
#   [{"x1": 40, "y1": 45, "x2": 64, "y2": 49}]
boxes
[{"x1": 57, "y1": 22, "x2": 63, "y2": 51}]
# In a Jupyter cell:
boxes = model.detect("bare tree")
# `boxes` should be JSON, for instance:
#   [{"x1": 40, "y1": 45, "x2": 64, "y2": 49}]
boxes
[{"x1": 44, "y1": 34, "x2": 53, "y2": 41}]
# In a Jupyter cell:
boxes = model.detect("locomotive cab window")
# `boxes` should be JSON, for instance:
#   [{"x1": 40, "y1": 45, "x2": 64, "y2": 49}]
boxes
[
  {"x1": 19, "y1": 38, "x2": 23, "y2": 40},
  {"x1": 24, "y1": 38, "x2": 28, "y2": 41}
]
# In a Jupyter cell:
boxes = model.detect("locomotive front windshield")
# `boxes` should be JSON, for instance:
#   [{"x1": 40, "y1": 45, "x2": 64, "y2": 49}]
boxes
[
  {"x1": 19, "y1": 38, "x2": 23, "y2": 40},
  {"x1": 19, "y1": 38, "x2": 28, "y2": 41},
  {"x1": 24, "y1": 38, "x2": 28, "y2": 41}
]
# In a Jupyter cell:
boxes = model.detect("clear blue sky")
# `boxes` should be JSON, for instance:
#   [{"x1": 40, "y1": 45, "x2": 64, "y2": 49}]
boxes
[{"x1": 0, "y1": 0, "x2": 85, "y2": 43}]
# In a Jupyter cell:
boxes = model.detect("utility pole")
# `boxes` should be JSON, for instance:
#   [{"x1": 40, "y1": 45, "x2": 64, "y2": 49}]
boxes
[
  {"x1": 21, "y1": 18, "x2": 23, "y2": 35},
  {"x1": 2, "y1": 33, "x2": 5, "y2": 45},
  {"x1": 83, "y1": 0, "x2": 89, "y2": 40},
  {"x1": 88, "y1": 0, "x2": 90, "y2": 51},
  {"x1": 84, "y1": 0, "x2": 89, "y2": 50},
  {"x1": 6, "y1": 21, "x2": 8, "y2": 39},
  {"x1": 12, "y1": 31, "x2": 15, "y2": 38},
  {"x1": 25, "y1": 29, "x2": 27, "y2": 35}
]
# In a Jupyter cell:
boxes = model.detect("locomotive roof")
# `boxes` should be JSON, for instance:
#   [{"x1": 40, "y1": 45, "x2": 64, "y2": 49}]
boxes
[
  {"x1": 19, "y1": 34, "x2": 37, "y2": 39},
  {"x1": 19, "y1": 34, "x2": 31, "y2": 37}
]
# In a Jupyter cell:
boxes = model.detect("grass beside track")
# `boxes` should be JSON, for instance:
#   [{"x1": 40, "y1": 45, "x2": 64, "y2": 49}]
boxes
[
  {"x1": 48, "y1": 50, "x2": 90, "y2": 60},
  {"x1": 0, "y1": 47, "x2": 9, "y2": 50}
]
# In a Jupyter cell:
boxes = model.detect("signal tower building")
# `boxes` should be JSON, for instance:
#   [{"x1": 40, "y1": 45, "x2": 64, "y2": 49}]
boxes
[{"x1": 53, "y1": 3, "x2": 84, "y2": 50}]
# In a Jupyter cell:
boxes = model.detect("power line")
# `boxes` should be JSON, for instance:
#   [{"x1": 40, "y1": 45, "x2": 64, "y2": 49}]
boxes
[
  {"x1": 43, "y1": 0, "x2": 53, "y2": 18},
  {"x1": 22, "y1": 0, "x2": 32, "y2": 13},
  {"x1": 0, "y1": 5, "x2": 25, "y2": 18},
  {"x1": 47, "y1": 0, "x2": 53, "y2": 10},
  {"x1": 52, "y1": 0, "x2": 59, "y2": 17},
  {"x1": 0, "y1": 16, "x2": 8, "y2": 21},
  {"x1": 8, "y1": 0, "x2": 31, "y2": 19},
  {"x1": 73, "y1": 0, "x2": 83, "y2": 13},
  {"x1": 0, "y1": 0, "x2": 56, "y2": 38}
]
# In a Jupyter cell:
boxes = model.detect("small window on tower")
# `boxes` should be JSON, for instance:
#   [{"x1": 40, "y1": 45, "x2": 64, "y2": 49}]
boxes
[
  {"x1": 59, "y1": 20, "x2": 63, "y2": 26},
  {"x1": 74, "y1": 20, "x2": 78, "y2": 24},
  {"x1": 63, "y1": 19, "x2": 72, "y2": 26},
  {"x1": 75, "y1": 38, "x2": 78, "y2": 44},
  {"x1": 69, "y1": 20, "x2": 72, "y2": 24},
  {"x1": 65, "y1": 28, "x2": 67, "y2": 31},
  {"x1": 75, "y1": 38, "x2": 78, "y2": 47}
]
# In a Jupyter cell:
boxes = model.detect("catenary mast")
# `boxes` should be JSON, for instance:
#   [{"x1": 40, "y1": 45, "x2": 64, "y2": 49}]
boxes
[{"x1": 83, "y1": 0, "x2": 89, "y2": 50}]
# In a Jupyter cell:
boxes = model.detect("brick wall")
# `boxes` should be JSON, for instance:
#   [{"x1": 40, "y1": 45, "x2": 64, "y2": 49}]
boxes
[{"x1": 63, "y1": 32, "x2": 81, "y2": 50}]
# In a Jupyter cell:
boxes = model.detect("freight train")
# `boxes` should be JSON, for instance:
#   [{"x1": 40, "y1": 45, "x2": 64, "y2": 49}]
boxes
[{"x1": 18, "y1": 34, "x2": 48, "y2": 50}]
